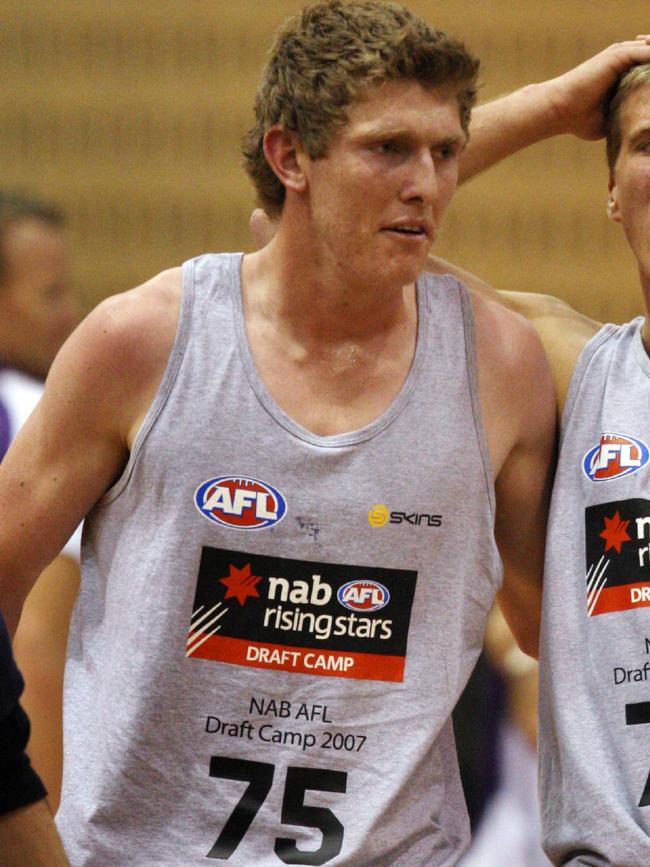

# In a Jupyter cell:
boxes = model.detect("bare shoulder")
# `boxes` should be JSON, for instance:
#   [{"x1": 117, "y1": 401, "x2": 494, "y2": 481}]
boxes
[
  {"x1": 500, "y1": 291, "x2": 602, "y2": 413},
  {"x1": 81, "y1": 267, "x2": 182, "y2": 364},
  {"x1": 500, "y1": 289, "x2": 601, "y2": 340},
  {"x1": 469, "y1": 290, "x2": 556, "y2": 477},
  {"x1": 44, "y1": 267, "x2": 183, "y2": 445},
  {"x1": 470, "y1": 289, "x2": 549, "y2": 381}
]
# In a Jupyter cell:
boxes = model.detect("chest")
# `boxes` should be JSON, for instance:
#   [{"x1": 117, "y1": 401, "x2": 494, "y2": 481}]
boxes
[{"x1": 246, "y1": 327, "x2": 417, "y2": 438}]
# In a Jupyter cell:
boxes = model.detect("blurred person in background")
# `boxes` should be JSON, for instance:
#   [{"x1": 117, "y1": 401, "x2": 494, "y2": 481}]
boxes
[
  {"x1": 0, "y1": 610, "x2": 69, "y2": 866},
  {"x1": 0, "y1": 191, "x2": 82, "y2": 812}
]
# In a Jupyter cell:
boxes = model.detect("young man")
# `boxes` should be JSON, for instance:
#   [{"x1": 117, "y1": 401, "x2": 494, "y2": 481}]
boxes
[
  {"x1": 0, "y1": 4, "x2": 555, "y2": 864},
  {"x1": 427, "y1": 51, "x2": 650, "y2": 866}
]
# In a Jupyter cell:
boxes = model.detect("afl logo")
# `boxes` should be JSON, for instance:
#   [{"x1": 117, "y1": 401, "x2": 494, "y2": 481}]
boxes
[
  {"x1": 583, "y1": 433, "x2": 649, "y2": 482},
  {"x1": 194, "y1": 476, "x2": 287, "y2": 529},
  {"x1": 337, "y1": 580, "x2": 390, "y2": 612}
]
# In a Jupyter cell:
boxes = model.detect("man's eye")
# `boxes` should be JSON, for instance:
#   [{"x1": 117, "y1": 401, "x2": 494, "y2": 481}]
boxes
[{"x1": 433, "y1": 145, "x2": 455, "y2": 161}]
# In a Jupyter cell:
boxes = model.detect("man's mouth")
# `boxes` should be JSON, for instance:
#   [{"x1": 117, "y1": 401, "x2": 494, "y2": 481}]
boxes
[
  {"x1": 387, "y1": 226, "x2": 425, "y2": 235},
  {"x1": 381, "y1": 221, "x2": 431, "y2": 240}
]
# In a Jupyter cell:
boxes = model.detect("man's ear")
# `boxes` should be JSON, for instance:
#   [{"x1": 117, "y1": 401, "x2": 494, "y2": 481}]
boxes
[
  {"x1": 263, "y1": 126, "x2": 308, "y2": 196},
  {"x1": 607, "y1": 177, "x2": 621, "y2": 223}
]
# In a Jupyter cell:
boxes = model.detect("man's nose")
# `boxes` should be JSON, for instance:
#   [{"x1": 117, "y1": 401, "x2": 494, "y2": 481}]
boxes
[{"x1": 400, "y1": 149, "x2": 438, "y2": 204}]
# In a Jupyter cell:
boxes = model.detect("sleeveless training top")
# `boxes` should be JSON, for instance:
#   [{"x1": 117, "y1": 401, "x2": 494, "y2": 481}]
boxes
[
  {"x1": 57, "y1": 253, "x2": 501, "y2": 866},
  {"x1": 540, "y1": 317, "x2": 650, "y2": 866}
]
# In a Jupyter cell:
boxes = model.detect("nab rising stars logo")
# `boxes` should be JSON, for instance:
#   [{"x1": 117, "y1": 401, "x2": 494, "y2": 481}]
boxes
[
  {"x1": 194, "y1": 476, "x2": 287, "y2": 529},
  {"x1": 583, "y1": 433, "x2": 650, "y2": 483}
]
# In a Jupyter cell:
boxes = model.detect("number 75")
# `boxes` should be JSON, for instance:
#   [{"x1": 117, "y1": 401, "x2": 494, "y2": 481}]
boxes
[{"x1": 207, "y1": 756, "x2": 347, "y2": 865}]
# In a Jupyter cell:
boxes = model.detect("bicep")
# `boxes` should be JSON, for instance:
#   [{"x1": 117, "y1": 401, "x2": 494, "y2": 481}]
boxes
[
  {"x1": 0, "y1": 313, "x2": 131, "y2": 633},
  {"x1": 494, "y1": 335, "x2": 557, "y2": 658},
  {"x1": 0, "y1": 274, "x2": 181, "y2": 635}
]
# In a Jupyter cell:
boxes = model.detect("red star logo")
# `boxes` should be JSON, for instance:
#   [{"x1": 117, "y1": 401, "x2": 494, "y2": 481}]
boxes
[
  {"x1": 220, "y1": 563, "x2": 263, "y2": 606},
  {"x1": 599, "y1": 511, "x2": 631, "y2": 553}
]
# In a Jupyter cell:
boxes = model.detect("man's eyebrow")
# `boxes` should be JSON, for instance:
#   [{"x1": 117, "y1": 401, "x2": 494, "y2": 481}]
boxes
[
  {"x1": 628, "y1": 124, "x2": 650, "y2": 146},
  {"x1": 435, "y1": 133, "x2": 468, "y2": 148},
  {"x1": 356, "y1": 125, "x2": 466, "y2": 146}
]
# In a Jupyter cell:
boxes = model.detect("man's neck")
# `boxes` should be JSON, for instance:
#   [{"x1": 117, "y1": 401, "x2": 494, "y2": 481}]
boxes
[{"x1": 241, "y1": 219, "x2": 416, "y2": 348}]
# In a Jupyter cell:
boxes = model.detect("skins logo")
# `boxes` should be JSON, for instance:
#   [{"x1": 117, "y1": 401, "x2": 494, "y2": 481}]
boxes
[
  {"x1": 337, "y1": 580, "x2": 390, "y2": 612},
  {"x1": 582, "y1": 433, "x2": 649, "y2": 483},
  {"x1": 194, "y1": 476, "x2": 287, "y2": 530},
  {"x1": 367, "y1": 503, "x2": 442, "y2": 528}
]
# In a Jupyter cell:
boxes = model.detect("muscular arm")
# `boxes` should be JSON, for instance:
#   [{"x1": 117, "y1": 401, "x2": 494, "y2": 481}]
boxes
[
  {"x1": 0, "y1": 270, "x2": 180, "y2": 638},
  {"x1": 472, "y1": 293, "x2": 556, "y2": 658},
  {"x1": 460, "y1": 38, "x2": 650, "y2": 182}
]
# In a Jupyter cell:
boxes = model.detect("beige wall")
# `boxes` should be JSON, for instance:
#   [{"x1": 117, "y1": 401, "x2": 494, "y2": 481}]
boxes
[{"x1": 1, "y1": 0, "x2": 647, "y2": 321}]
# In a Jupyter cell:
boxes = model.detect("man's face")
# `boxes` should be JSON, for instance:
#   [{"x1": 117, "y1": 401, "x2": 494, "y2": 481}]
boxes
[
  {"x1": 609, "y1": 84, "x2": 650, "y2": 289},
  {"x1": 299, "y1": 79, "x2": 465, "y2": 292},
  {"x1": 0, "y1": 218, "x2": 80, "y2": 379}
]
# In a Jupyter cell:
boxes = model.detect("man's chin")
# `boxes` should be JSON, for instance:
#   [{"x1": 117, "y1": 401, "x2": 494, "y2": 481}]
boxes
[{"x1": 391, "y1": 250, "x2": 432, "y2": 286}]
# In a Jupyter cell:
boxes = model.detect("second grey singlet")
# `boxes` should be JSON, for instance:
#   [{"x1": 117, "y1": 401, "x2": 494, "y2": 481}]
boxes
[
  {"x1": 540, "y1": 317, "x2": 650, "y2": 866},
  {"x1": 57, "y1": 253, "x2": 501, "y2": 866}
]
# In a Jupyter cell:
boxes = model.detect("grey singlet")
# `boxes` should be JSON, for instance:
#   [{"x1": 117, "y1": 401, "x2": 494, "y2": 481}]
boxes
[
  {"x1": 57, "y1": 253, "x2": 501, "y2": 866},
  {"x1": 540, "y1": 317, "x2": 650, "y2": 866}
]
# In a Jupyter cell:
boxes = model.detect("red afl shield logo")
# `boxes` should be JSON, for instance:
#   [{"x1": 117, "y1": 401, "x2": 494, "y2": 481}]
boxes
[
  {"x1": 194, "y1": 476, "x2": 287, "y2": 529},
  {"x1": 583, "y1": 433, "x2": 649, "y2": 482}
]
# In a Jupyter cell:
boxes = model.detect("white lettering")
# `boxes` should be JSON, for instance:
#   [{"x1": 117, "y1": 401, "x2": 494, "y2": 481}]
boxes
[
  {"x1": 203, "y1": 485, "x2": 234, "y2": 512},
  {"x1": 310, "y1": 574, "x2": 331, "y2": 605},
  {"x1": 631, "y1": 587, "x2": 650, "y2": 604},
  {"x1": 266, "y1": 575, "x2": 331, "y2": 606},
  {"x1": 246, "y1": 645, "x2": 301, "y2": 667},
  {"x1": 255, "y1": 492, "x2": 277, "y2": 520},
  {"x1": 594, "y1": 443, "x2": 620, "y2": 470},
  {"x1": 267, "y1": 576, "x2": 290, "y2": 601},
  {"x1": 594, "y1": 442, "x2": 640, "y2": 471},
  {"x1": 289, "y1": 580, "x2": 310, "y2": 605},
  {"x1": 639, "y1": 544, "x2": 650, "y2": 567},
  {"x1": 620, "y1": 444, "x2": 641, "y2": 468},
  {"x1": 231, "y1": 488, "x2": 256, "y2": 515},
  {"x1": 304, "y1": 652, "x2": 354, "y2": 672}
]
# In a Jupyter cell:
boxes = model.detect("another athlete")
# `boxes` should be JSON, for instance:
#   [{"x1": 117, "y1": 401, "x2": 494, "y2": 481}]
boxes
[{"x1": 425, "y1": 50, "x2": 650, "y2": 866}]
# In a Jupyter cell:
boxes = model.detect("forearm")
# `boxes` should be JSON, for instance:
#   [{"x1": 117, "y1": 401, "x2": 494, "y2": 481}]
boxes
[
  {"x1": 460, "y1": 38, "x2": 650, "y2": 183},
  {"x1": 0, "y1": 800, "x2": 69, "y2": 867},
  {"x1": 460, "y1": 82, "x2": 562, "y2": 182}
]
